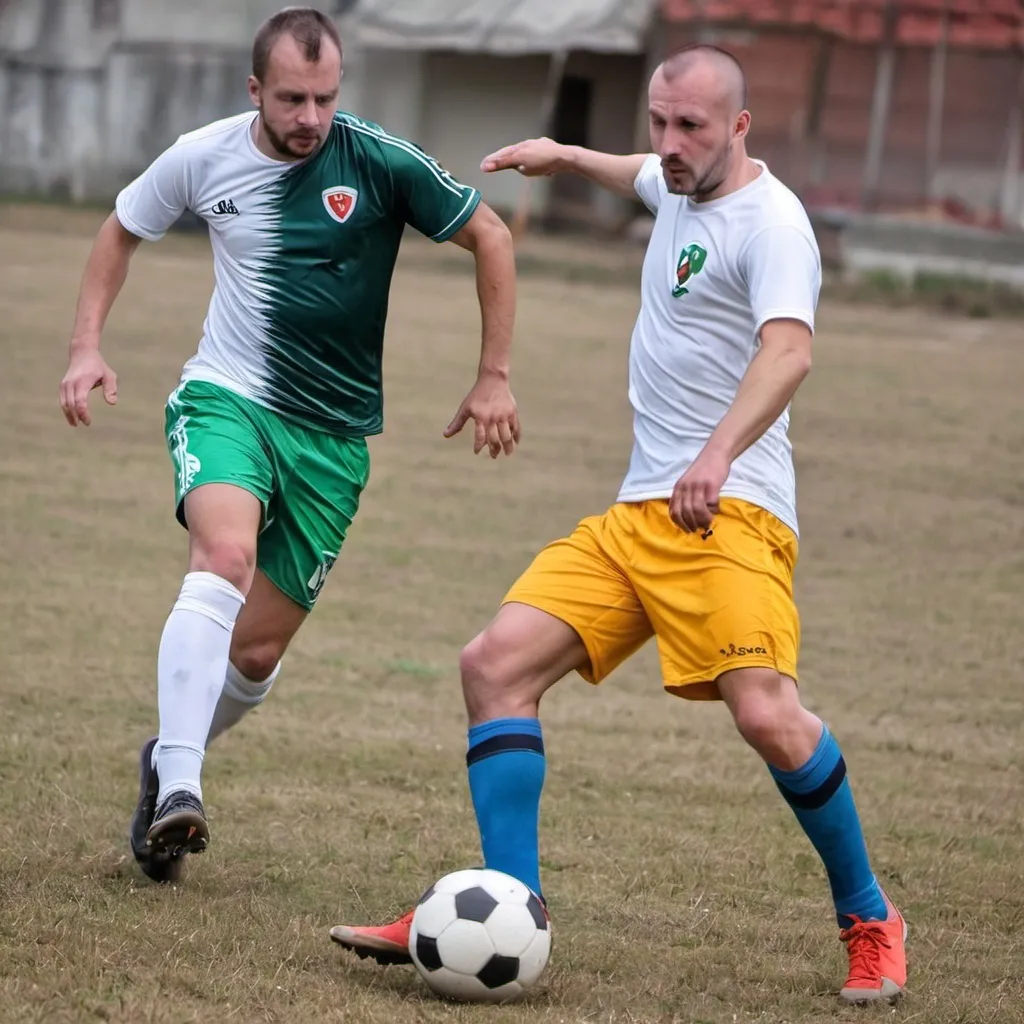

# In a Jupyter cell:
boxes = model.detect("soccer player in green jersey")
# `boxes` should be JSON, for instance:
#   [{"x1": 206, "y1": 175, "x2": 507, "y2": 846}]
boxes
[{"x1": 58, "y1": 7, "x2": 519, "y2": 883}]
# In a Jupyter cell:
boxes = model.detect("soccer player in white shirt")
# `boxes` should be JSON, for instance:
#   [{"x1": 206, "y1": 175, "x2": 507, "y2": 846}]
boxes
[{"x1": 331, "y1": 45, "x2": 907, "y2": 1004}]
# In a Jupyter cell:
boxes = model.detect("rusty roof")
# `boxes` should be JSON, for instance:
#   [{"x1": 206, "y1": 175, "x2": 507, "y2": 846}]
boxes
[{"x1": 661, "y1": 0, "x2": 1024, "y2": 48}]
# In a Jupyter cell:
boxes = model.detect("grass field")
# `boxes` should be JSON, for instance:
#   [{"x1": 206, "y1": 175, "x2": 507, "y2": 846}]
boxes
[{"x1": 1, "y1": 204, "x2": 1022, "y2": 1024}]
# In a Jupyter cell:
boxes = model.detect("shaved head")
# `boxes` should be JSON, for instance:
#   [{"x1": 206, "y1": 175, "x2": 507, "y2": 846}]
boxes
[
  {"x1": 657, "y1": 44, "x2": 748, "y2": 116},
  {"x1": 646, "y1": 43, "x2": 754, "y2": 200}
]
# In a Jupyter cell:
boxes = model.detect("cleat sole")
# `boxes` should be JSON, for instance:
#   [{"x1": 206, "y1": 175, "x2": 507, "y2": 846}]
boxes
[
  {"x1": 329, "y1": 929, "x2": 413, "y2": 966},
  {"x1": 146, "y1": 809, "x2": 209, "y2": 859}
]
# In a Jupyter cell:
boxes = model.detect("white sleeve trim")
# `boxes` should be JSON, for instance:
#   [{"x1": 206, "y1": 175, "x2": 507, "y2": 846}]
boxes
[
  {"x1": 114, "y1": 199, "x2": 166, "y2": 242},
  {"x1": 431, "y1": 189, "x2": 481, "y2": 241},
  {"x1": 634, "y1": 153, "x2": 661, "y2": 214},
  {"x1": 754, "y1": 309, "x2": 816, "y2": 338}
]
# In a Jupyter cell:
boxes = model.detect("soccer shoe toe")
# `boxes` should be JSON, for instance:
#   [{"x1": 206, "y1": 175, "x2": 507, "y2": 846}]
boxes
[
  {"x1": 839, "y1": 976, "x2": 904, "y2": 1004},
  {"x1": 329, "y1": 911, "x2": 414, "y2": 966}
]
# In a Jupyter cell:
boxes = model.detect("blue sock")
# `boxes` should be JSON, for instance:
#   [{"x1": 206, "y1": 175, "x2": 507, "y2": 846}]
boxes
[
  {"x1": 770, "y1": 724, "x2": 887, "y2": 928},
  {"x1": 466, "y1": 717, "x2": 545, "y2": 900}
]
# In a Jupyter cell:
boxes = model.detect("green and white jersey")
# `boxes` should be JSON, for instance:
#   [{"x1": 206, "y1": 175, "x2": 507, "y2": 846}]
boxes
[{"x1": 116, "y1": 111, "x2": 481, "y2": 435}]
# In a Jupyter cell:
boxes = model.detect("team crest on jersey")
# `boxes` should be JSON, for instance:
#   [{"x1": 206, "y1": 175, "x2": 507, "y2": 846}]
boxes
[
  {"x1": 673, "y1": 242, "x2": 708, "y2": 297},
  {"x1": 322, "y1": 186, "x2": 359, "y2": 224}
]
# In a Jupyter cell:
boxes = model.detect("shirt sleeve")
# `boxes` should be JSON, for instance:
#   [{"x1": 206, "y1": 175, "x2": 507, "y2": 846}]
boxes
[
  {"x1": 742, "y1": 224, "x2": 822, "y2": 337},
  {"x1": 115, "y1": 138, "x2": 192, "y2": 241},
  {"x1": 386, "y1": 140, "x2": 481, "y2": 242},
  {"x1": 634, "y1": 153, "x2": 665, "y2": 215}
]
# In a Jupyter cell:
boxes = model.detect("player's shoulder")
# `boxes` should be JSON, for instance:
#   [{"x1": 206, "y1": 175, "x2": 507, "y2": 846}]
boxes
[
  {"x1": 750, "y1": 166, "x2": 815, "y2": 235},
  {"x1": 172, "y1": 111, "x2": 255, "y2": 151},
  {"x1": 333, "y1": 111, "x2": 410, "y2": 148},
  {"x1": 331, "y1": 110, "x2": 431, "y2": 165}
]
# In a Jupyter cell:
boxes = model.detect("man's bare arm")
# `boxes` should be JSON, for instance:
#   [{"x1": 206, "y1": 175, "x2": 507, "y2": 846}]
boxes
[
  {"x1": 481, "y1": 138, "x2": 649, "y2": 200},
  {"x1": 442, "y1": 202, "x2": 521, "y2": 458},
  {"x1": 59, "y1": 213, "x2": 142, "y2": 426}
]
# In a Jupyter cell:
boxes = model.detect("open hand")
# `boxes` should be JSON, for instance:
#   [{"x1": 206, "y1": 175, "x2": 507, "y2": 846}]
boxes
[
  {"x1": 445, "y1": 372, "x2": 520, "y2": 458},
  {"x1": 481, "y1": 137, "x2": 565, "y2": 177}
]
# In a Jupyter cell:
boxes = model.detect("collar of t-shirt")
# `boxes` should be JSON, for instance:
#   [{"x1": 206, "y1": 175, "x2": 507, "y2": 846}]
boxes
[{"x1": 682, "y1": 159, "x2": 770, "y2": 214}]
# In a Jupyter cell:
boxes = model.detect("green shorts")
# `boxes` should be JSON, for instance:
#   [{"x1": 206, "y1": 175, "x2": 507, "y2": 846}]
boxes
[{"x1": 164, "y1": 380, "x2": 370, "y2": 610}]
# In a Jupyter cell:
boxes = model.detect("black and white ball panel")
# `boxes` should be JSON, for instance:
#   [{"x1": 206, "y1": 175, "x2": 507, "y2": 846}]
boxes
[{"x1": 409, "y1": 868, "x2": 552, "y2": 1002}]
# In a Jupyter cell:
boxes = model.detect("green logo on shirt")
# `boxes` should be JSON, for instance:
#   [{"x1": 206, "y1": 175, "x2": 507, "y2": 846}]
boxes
[{"x1": 673, "y1": 242, "x2": 708, "y2": 297}]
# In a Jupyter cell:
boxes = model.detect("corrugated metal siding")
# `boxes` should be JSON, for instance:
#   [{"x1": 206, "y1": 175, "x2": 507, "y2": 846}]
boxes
[
  {"x1": 659, "y1": 4, "x2": 1023, "y2": 212},
  {"x1": 661, "y1": 0, "x2": 1024, "y2": 48}
]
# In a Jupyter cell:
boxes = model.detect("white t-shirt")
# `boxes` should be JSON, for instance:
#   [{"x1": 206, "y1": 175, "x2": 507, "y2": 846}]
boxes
[{"x1": 617, "y1": 155, "x2": 821, "y2": 535}]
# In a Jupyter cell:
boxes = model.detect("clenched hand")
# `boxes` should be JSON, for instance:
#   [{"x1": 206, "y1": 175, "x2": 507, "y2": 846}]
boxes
[
  {"x1": 669, "y1": 448, "x2": 731, "y2": 534},
  {"x1": 59, "y1": 350, "x2": 118, "y2": 427}
]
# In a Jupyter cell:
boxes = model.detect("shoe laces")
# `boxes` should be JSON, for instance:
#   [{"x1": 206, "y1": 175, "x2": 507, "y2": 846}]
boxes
[
  {"x1": 156, "y1": 790, "x2": 203, "y2": 817},
  {"x1": 840, "y1": 919, "x2": 892, "y2": 985}
]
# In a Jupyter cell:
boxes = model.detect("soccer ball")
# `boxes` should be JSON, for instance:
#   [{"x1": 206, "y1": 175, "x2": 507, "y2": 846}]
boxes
[{"x1": 410, "y1": 868, "x2": 551, "y2": 1002}]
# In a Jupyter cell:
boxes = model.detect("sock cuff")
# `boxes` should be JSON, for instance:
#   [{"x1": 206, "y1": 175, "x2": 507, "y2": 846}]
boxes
[
  {"x1": 157, "y1": 739, "x2": 206, "y2": 760},
  {"x1": 224, "y1": 659, "x2": 280, "y2": 704},
  {"x1": 834, "y1": 876, "x2": 887, "y2": 922},
  {"x1": 468, "y1": 717, "x2": 543, "y2": 745},
  {"x1": 771, "y1": 725, "x2": 850, "y2": 809},
  {"x1": 175, "y1": 572, "x2": 246, "y2": 630},
  {"x1": 769, "y1": 723, "x2": 836, "y2": 786},
  {"x1": 467, "y1": 718, "x2": 544, "y2": 766}
]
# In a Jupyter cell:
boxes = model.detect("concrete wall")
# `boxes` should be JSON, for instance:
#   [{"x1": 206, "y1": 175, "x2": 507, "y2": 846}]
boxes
[
  {"x1": 0, "y1": 0, "x2": 285, "y2": 200},
  {"x1": 0, "y1": 0, "x2": 646, "y2": 227},
  {"x1": 663, "y1": 21, "x2": 1024, "y2": 228},
  {"x1": 352, "y1": 47, "x2": 646, "y2": 226},
  {"x1": 835, "y1": 215, "x2": 1024, "y2": 289},
  {"x1": 423, "y1": 52, "x2": 553, "y2": 215}
]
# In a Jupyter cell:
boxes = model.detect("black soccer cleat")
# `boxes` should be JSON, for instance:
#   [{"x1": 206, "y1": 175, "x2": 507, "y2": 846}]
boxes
[
  {"x1": 145, "y1": 788, "x2": 210, "y2": 863},
  {"x1": 129, "y1": 737, "x2": 185, "y2": 883}
]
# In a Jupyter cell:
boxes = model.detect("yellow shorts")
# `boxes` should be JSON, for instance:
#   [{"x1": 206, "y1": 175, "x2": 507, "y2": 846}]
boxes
[{"x1": 502, "y1": 498, "x2": 800, "y2": 700}]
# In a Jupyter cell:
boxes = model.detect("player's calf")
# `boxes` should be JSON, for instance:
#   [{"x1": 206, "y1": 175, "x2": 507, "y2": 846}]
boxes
[
  {"x1": 717, "y1": 668, "x2": 905, "y2": 997},
  {"x1": 207, "y1": 659, "x2": 279, "y2": 745}
]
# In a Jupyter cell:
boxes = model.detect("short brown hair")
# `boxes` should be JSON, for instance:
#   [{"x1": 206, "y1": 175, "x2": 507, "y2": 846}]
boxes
[{"x1": 252, "y1": 7, "x2": 343, "y2": 82}]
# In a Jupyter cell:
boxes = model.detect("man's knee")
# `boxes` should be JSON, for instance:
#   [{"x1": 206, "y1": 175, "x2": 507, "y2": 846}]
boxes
[
  {"x1": 189, "y1": 536, "x2": 256, "y2": 593},
  {"x1": 459, "y1": 630, "x2": 513, "y2": 718},
  {"x1": 732, "y1": 689, "x2": 788, "y2": 751},
  {"x1": 183, "y1": 485, "x2": 262, "y2": 593},
  {"x1": 230, "y1": 638, "x2": 285, "y2": 684},
  {"x1": 721, "y1": 669, "x2": 796, "y2": 743},
  {"x1": 720, "y1": 668, "x2": 821, "y2": 768},
  {"x1": 459, "y1": 606, "x2": 587, "y2": 723}
]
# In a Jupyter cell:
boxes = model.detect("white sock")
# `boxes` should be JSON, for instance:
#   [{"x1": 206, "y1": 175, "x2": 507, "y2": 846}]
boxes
[
  {"x1": 207, "y1": 660, "x2": 280, "y2": 745},
  {"x1": 155, "y1": 571, "x2": 245, "y2": 804}
]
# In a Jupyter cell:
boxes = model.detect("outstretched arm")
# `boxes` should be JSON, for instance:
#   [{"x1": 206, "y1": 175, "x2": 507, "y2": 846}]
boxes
[
  {"x1": 481, "y1": 137, "x2": 649, "y2": 200},
  {"x1": 444, "y1": 202, "x2": 520, "y2": 458},
  {"x1": 59, "y1": 213, "x2": 142, "y2": 426}
]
